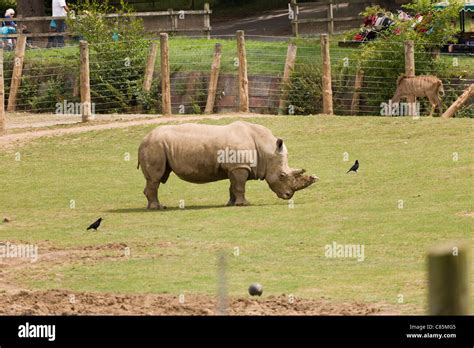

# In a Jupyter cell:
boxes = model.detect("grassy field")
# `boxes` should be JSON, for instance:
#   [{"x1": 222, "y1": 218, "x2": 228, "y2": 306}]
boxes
[{"x1": 0, "y1": 116, "x2": 473, "y2": 314}]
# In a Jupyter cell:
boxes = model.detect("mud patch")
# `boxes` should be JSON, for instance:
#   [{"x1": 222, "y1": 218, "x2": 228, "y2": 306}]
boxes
[{"x1": 0, "y1": 290, "x2": 399, "y2": 315}]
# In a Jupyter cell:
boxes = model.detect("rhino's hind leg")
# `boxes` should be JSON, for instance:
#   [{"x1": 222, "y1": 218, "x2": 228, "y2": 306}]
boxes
[
  {"x1": 228, "y1": 168, "x2": 250, "y2": 206},
  {"x1": 144, "y1": 180, "x2": 166, "y2": 210}
]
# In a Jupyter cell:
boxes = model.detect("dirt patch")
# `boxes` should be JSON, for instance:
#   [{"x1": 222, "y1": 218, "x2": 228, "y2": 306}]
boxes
[
  {"x1": 0, "y1": 240, "x2": 402, "y2": 315},
  {"x1": 0, "y1": 241, "x2": 133, "y2": 294},
  {"x1": 457, "y1": 211, "x2": 474, "y2": 218},
  {"x1": 0, "y1": 289, "x2": 399, "y2": 315}
]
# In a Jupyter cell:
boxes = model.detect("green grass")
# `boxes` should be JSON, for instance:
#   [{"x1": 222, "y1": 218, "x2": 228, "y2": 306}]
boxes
[{"x1": 1, "y1": 116, "x2": 473, "y2": 313}]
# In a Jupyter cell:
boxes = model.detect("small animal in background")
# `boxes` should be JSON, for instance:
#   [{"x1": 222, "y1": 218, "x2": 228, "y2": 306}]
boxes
[
  {"x1": 391, "y1": 75, "x2": 444, "y2": 116},
  {"x1": 87, "y1": 217, "x2": 103, "y2": 231},
  {"x1": 346, "y1": 160, "x2": 359, "y2": 174}
]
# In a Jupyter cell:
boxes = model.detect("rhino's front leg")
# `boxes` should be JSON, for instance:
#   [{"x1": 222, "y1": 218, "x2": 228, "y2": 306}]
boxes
[
  {"x1": 228, "y1": 168, "x2": 250, "y2": 206},
  {"x1": 226, "y1": 186, "x2": 236, "y2": 206}
]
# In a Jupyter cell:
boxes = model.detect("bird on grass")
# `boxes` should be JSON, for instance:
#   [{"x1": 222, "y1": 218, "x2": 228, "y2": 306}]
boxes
[
  {"x1": 87, "y1": 217, "x2": 103, "y2": 231},
  {"x1": 346, "y1": 160, "x2": 359, "y2": 174}
]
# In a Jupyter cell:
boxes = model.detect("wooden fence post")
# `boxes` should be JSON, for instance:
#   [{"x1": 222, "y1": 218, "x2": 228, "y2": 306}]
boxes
[
  {"x1": 7, "y1": 34, "x2": 27, "y2": 113},
  {"x1": 404, "y1": 40, "x2": 416, "y2": 115},
  {"x1": 291, "y1": 0, "x2": 299, "y2": 37},
  {"x1": 278, "y1": 43, "x2": 297, "y2": 115},
  {"x1": 0, "y1": 48, "x2": 5, "y2": 133},
  {"x1": 321, "y1": 34, "x2": 333, "y2": 115},
  {"x1": 327, "y1": 0, "x2": 334, "y2": 35},
  {"x1": 350, "y1": 69, "x2": 364, "y2": 115},
  {"x1": 205, "y1": 43, "x2": 222, "y2": 114},
  {"x1": 204, "y1": 3, "x2": 211, "y2": 39},
  {"x1": 428, "y1": 242, "x2": 469, "y2": 315},
  {"x1": 160, "y1": 33, "x2": 172, "y2": 116},
  {"x1": 143, "y1": 41, "x2": 158, "y2": 92},
  {"x1": 442, "y1": 84, "x2": 474, "y2": 118},
  {"x1": 237, "y1": 30, "x2": 249, "y2": 113},
  {"x1": 168, "y1": 9, "x2": 177, "y2": 32},
  {"x1": 80, "y1": 40, "x2": 92, "y2": 122}
]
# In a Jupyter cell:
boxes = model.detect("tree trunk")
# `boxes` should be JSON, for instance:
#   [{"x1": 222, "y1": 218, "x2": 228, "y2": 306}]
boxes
[{"x1": 17, "y1": 0, "x2": 45, "y2": 34}]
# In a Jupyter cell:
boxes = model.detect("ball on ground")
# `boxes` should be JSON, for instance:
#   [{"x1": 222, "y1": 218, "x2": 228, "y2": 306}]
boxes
[{"x1": 248, "y1": 283, "x2": 263, "y2": 296}]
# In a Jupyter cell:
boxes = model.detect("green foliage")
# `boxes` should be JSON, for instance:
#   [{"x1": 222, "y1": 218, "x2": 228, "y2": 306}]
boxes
[
  {"x1": 401, "y1": 0, "x2": 463, "y2": 45},
  {"x1": 338, "y1": 0, "x2": 471, "y2": 117},
  {"x1": 0, "y1": 0, "x2": 15, "y2": 11},
  {"x1": 66, "y1": 0, "x2": 154, "y2": 113},
  {"x1": 3, "y1": 48, "x2": 80, "y2": 113},
  {"x1": 286, "y1": 64, "x2": 323, "y2": 115}
]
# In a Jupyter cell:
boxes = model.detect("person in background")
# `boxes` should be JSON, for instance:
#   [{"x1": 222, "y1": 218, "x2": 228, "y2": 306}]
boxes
[
  {"x1": 3, "y1": 8, "x2": 16, "y2": 28},
  {"x1": 52, "y1": 0, "x2": 68, "y2": 47},
  {"x1": 1, "y1": 9, "x2": 17, "y2": 50}
]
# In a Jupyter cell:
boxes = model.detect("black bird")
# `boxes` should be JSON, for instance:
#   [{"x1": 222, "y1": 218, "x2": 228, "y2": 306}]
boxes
[
  {"x1": 346, "y1": 160, "x2": 359, "y2": 174},
  {"x1": 87, "y1": 217, "x2": 103, "y2": 231}
]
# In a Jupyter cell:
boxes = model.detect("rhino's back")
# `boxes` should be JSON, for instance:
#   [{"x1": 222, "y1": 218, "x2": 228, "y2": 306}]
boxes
[{"x1": 145, "y1": 121, "x2": 271, "y2": 183}]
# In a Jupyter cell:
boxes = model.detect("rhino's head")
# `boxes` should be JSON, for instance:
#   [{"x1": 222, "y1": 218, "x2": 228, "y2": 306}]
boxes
[{"x1": 265, "y1": 139, "x2": 319, "y2": 200}]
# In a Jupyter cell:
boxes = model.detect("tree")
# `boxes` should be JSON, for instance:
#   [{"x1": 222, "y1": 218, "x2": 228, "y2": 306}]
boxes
[
  {"x1": 17, "y1": 0, "x2": 45, "y2": 33},
  {"x1": 17, "y1": 0, "x2": 44, "y2": 17}
]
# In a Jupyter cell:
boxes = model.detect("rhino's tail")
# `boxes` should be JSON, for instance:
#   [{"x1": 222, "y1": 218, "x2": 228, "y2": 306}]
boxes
[{"x1": 137, "y1": 160, "x2": 140, "y2": 170}]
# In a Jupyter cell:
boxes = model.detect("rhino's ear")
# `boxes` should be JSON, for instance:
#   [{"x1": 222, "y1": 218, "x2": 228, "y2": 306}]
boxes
[{"x1": 276, "y1": 138, "x2": 284, "y2": 151}]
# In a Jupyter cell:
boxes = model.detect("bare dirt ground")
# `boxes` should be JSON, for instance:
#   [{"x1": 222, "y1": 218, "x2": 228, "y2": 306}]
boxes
[
  {"x1": 0, "y1": 239, "x2": 402, "y2": 315},
  {"x1": 0, "y1": 290, "x2": 396, "y2": 315},
  {"x1": 1, "y1": 112, "x2": 403, "y2": 315}
]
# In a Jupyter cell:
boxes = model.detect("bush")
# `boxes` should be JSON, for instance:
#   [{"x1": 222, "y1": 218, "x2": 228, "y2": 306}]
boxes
[
  {"x1": 285, "y1": 64, "x2": 323, "y2": 115},
  {"x1": 66, "y1": 0, "x2": 155, "y2": 113},
  {"x1": 337, "y1": 0, "x2": 472, "y2": 117}
]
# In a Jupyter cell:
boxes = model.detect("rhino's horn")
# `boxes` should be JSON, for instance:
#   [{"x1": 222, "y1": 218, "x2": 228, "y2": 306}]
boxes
[
  {"x1": 291, "y1": 174, "x2": 317, "y2": 191},
  {"x1": 291, "y1": 168, "x2": 306, "y2": 176}
]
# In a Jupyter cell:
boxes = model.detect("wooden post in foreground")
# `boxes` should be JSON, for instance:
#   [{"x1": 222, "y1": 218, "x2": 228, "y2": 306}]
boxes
[
  {"x1": 80, "y1": 40, "x2": 92, "y2": 122},
  {"x1": 442, "y1": 84, "x2": 474, "y2": 118},
  {"x1": 143, "y1": 41, "x2": 158, "y2": 92},
  {"x1": 237, "y1": 30, "x2": 249, "y2": 113},
  {"x1": 278, "y1": 43, "x2": 297, "y2": 115},
  {"x1": 350, "y1": 69, "x2": 364, "y2": 115},
  {"x1": 321, "y1": 34, "x2": 333, "y2": 115},
  {"x1": 160, "y1": 33, "x2": 171, "y2": 116},
  {"x1": 428, "y1": 242, "x2": 469, "y2": 315},
  {"x1": 404, "y1": 40, "x2": 416, "y2": 116},
  {"x1": 0, "y1": 49, "x2": 5, "y2": 133},
  {"x1": 7, "y1": 35, "x2": 27, "y2": 112},
  {"x1": 205, "y1": 43, "x2": 222, "y2": 114}
]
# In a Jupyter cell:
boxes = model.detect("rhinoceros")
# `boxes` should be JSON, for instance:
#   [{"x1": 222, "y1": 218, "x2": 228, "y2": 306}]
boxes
[{"x1": 137, "y1": 121, "x2": 318, "y2": 209}]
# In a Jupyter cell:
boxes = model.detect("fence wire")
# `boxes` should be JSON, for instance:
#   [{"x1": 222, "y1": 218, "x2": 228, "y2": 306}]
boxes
[{"x1": 2, "y1": 35, "x2": 473, "y2": 117}]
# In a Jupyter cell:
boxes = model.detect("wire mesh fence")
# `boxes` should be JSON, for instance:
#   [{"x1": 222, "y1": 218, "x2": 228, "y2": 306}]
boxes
[
  {"x1": 1, "y1": 34, "x2": 472, "y2": 119},
  {"x1": 330, "y1": 41, "x2": 474, "y2": 117}
]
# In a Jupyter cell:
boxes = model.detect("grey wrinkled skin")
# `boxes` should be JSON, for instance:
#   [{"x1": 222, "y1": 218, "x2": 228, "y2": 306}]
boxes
[{"x1": 137, "y1": 121, "x2": 319, "y2": 209}]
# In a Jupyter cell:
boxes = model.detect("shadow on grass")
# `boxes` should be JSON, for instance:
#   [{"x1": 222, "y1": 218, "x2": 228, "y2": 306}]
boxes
[{"x1": 107, "y1": 203, "x2": 280, "y2": 213}]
